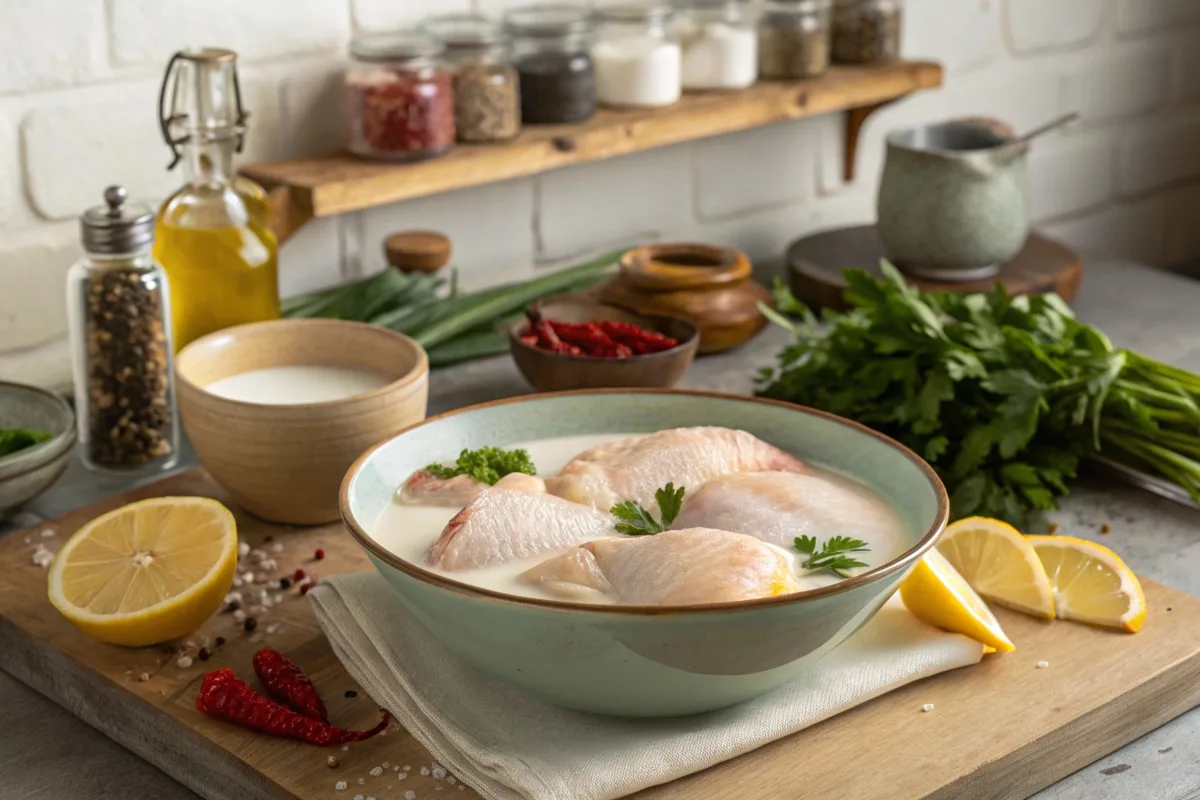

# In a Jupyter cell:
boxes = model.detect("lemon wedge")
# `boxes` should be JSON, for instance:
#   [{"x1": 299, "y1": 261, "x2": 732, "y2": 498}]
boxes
[
  {"x1": 48, "y1": 497, "x2": 238, "y2": 647},
  {"x1": 937, "y1": 517, "x2": 1056, "y2": 620},
  {"x1": 1027, "y1": 535, "x2": 1146, "y2": 633},
  {"x1": 900, "y1": 549, "x2": 1015, "y2": 652}
]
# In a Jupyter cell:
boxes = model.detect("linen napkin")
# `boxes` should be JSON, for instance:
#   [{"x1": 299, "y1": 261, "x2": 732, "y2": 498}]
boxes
[{"x1": 308, "y1": 573, "x2": 982, "y2": 800}]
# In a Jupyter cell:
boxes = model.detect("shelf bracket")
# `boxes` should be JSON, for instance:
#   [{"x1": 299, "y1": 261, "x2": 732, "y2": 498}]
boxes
[{"x1": 843, "y1": 100, "x2": 895, "y2": 183}]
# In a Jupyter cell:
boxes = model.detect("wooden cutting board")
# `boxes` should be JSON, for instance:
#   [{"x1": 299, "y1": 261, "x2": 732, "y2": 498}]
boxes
[{"x1": 3, "y1": 469, "x2": 1200, "y2": 800}]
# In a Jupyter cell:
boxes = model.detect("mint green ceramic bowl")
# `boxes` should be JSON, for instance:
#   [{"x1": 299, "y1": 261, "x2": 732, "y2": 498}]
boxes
[{"x1": 341, "y1": 390, "x2": 948, "y2": 717}]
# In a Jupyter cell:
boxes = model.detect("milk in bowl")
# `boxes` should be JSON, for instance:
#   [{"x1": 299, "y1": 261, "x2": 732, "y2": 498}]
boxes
[{"x1": 341, "y1": 391, "x2": 947, "y2": 716}]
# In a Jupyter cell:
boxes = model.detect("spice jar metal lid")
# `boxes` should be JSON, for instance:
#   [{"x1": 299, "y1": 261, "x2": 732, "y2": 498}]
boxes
[
  {"x1": 595, "y1": 2, "x2": 676, "y2": 23},
  {"x1": 503, "y1": 4, "x2": 592, "y2": 37},
  {"x1": 422, "y1": 13, "x2": 505, "y2": 48},
  {"x1": 80, "y1": 186, "x2": 156, "y2": 255},
  {"x1": 350, "y1": 31, "x2": 446, "y2": 63}
]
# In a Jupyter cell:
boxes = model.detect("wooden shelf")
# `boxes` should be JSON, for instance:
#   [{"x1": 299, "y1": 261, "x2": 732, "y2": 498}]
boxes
[{"x1": 244, "y1": 61, "x2": 942, "y2": 242}]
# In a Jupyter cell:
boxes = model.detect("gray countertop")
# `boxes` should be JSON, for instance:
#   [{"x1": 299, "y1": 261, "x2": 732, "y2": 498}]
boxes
[{"x1": 4, "y1": 259, "x2": 1200, "y2": 800}]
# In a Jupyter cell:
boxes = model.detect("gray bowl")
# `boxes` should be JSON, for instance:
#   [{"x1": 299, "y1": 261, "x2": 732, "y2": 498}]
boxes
[{"x1": 0, "y1": 381, "x2": 76, "y2": 520}]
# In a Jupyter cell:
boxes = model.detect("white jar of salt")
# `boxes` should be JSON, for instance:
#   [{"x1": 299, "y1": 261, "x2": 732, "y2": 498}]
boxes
[
  {"x1": 593, "y1": 3, "x2": 682, "y2": 108},
  {"x1": 675, "y1": 0, "x2": 758, "y2": 90}
]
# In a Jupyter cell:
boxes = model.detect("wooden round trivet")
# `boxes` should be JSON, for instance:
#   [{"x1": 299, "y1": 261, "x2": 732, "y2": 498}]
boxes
[{"x1": 786, "y1": 225, "x2": 1084, "y2": 310}]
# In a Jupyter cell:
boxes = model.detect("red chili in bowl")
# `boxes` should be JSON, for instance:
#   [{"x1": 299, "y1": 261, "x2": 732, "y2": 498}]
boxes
[{"x1": 522, "y1": 314, "x2": 678, "y2": 359}]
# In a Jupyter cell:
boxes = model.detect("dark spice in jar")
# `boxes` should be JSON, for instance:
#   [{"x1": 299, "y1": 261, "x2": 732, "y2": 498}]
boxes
[
  {"x1": 758, "y1": 17, "x2": 831, "y2": 79},
  {"x1": 453, "y1": 62, "x2": 521, "y2": 142},
  {"x1": 85, "y1": 270, "x2": 173, "y2": 468},
  {"x1": 347, "y1": 70, "x2": 456, "y2": 161},
  {"x1": 832, "y1": 2, "x2": 902, "y2": 64},
  {"x1": 516, "y1": 52, "x2": 596, "y2": 125}
]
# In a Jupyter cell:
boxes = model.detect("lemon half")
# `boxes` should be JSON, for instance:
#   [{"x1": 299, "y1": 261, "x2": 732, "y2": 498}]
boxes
[{"x1": 48, "y1": 497, "x2": 237, "y2": 647}]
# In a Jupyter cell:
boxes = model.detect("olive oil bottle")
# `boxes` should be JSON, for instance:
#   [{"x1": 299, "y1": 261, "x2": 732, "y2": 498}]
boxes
[{"x1": 154, "y1": 48, "x2": 279, "y2": 351}]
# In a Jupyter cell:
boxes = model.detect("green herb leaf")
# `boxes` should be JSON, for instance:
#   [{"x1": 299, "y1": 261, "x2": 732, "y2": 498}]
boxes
[
  {"x1": 0, "y1": 427, "x2": 52, "y2": 459},
  {"x1": 793, "y1": 535, "x2": 871, "y2": 578},
  {"x1": 425, "y1": 446, "x2": 537, "y2": 486},
  {"x1": 610, "y1": 483, "x2": 687, "y2": 536},
  {"x1": 610, "y1": 501, "x2": 664, "y2": 536}
]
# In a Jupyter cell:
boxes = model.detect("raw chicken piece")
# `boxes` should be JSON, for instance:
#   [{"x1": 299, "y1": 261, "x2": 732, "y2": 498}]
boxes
[
  {"x1": 398, "y1": 470, "x2": 486, "y2": 507},
  {"x1": 670, "y1": 471, "x2": 907, "y2": 563},
  {"x1": 520, "y1": 529, "x2": 801, "y2": 605},
  {"x1": 545, "y1": 427, "x2": 806, "y2": 511},
  {"x1": 427, "y1": 473, "x2": 614, "y2": 570}
]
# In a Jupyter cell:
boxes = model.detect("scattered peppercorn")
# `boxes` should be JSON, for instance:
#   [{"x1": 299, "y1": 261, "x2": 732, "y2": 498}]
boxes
[
  {"x1": 243, "y1": 617, "x2": 258, "y2": 633},
  {"x1": 264, "y1": 535, "x2": 274, "y2": 543},
  {"x1": 1100, "y1": 523, "x2": 1111, "y2": 534},
  {"x1": 345, "y1": 690, "x2": 358, "y2": 699},
  {"x1": 222, "y1": 600, "x2": 240, "y2": 613},
  {"x1": 327, "y1": 755, "x2": 339, "y2": 768},
  {"x1": 279, "y1": 577, "x2": 292, "y2": 590},
  {"x1": 314, "y1": 548, "x2": 326, "y2": 561},
  {"x1": 198, "y1": 647, "x2": 211, "y2": 662},
  {"x1": 215, "y1": 636, "x2": 226, "y2": 647},
  {"x1": 293, "y1": 568, "x2": 307, "y2": 582}
]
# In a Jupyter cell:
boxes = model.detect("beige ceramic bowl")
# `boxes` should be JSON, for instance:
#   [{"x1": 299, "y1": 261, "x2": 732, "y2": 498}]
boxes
[{"x1": 177, "y1": 318, "x2": 428, "y2": 525}]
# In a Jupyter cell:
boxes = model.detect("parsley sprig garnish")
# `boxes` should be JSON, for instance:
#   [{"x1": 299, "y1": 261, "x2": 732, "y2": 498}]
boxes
[
  {"x1": 794, "y1": 535, "x2": 871, "y2": 578},
  {"x1": 425, "y1": 446, "x2": 537, "y2": 486},
  {"x1": 610, "y1": 483, "x2": 685, "y2": 536}
]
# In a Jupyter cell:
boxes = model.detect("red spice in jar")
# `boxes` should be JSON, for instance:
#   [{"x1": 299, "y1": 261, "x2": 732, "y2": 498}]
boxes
[{"x1": 347, "y1": 69, "x2": 456, "y2": 161}]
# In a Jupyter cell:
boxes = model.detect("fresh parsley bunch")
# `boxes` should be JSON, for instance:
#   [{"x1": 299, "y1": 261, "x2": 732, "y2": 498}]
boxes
[{"x1": 758, "y1": 263, "x2": 1200, "y2": 529}]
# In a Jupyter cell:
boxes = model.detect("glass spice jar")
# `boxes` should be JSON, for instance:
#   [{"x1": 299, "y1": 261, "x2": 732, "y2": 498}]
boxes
[
  {"x1": 832, "y1": 0, "x2": 902, "y2": 64},
  {"x1": 422, "y1": 14, "x2": 522, "y2": 143},
  {"x1": 673, "y1": 0, "x2": 758, "y2": 91},
  {"x1": 758, "y1": 0, "x2": 832, "y2": 80},
  {"x1": 505, "y1": 4, "x2": 597, "y2": 125},
  {"x1": 346, "y1": 32, "x2": 456, "y2": 161},
  {"x1": 66, "y1": 186, "x2": 179, "y2": 476},
  {"x1": 593, "y1": 3, "x2": 682, "y2": 108}
]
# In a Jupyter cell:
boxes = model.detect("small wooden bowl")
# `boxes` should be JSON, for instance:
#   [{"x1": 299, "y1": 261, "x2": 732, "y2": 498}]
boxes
[
  {"x1": 509, "y1": 298, "x2": 699, "y2": 392},
  {"x1": 599, "y1": 243, "x2": 772, "y2": 354},
  {"x1": 176, "y1": 319, "x2": 429, "y2": 525}
]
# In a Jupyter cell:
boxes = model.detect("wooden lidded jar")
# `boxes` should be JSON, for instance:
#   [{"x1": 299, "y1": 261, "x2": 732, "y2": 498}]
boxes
[{"x1": 600, "y1": 243, "x2": 771, "y2": 354}]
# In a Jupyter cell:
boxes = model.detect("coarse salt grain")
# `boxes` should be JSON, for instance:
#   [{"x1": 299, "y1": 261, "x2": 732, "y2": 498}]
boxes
[
  {"x1": 420, "y1": 766, "x2": 430, "y2": 776},
  {"x1": 335, "y1": 781, "x2": 347, "y2": 790},
  {"x1": 922, "y1": 703, "x2": 935, "y2": 712},
  {"x1": 383, "y1": 762, "x2": 390, "y2": 769},
  {"x1": 353, "y1": 794, "x2": 364, "y2": 800},
  {"x1": 405, "y1": 792, "x2": 416, "y2": 800},
  {"x1": 261, "y1": 558, "x2": 278, "y2": 571},
  {"x1": 431, "y1": 765, "x2": 447, "y2": 780},
  {"x1": 233, "y1": 609, "x2": 247, "y2": 623},
  {"x1": 266, "y1": 623, "x2": 281, "y2": 635},
  {"x1": 248, "y1": 605, "x2": 268, "y2": 615},
  {"x1": 271, "y1": 542, "x2": 284, "y2": 553},
  {"x1": 343, "y1": 746, "x2": 351, "y2": 752},
  {"x1": 225, "y1": 591, "x2": 242, "y2": 605},
  {"x1": 40, "y1": 529, "x2": 55, "y2": 538},
  {"x1": 369, "y1": 767, "x2": 383, "y2": 777},
  {"x1": 31, "y1": 545, "x2": 55, "y2": 568},
  {"x1": 1036, "y1": 660, "x2": 1049, "y2": 668},
  {"x1": 447, "y1": 777, "x2": 455, "y2": 785},
  {"x1": 238, "y1": 542, "x2": 250, "y2": 558},
  {"x1": 231, "y1": 576, "x2": 244, "y2": 588},
  {"x1": 138, "y1": 672, "x2": 150, "y2": 682},
  {"x1": 398, "y1": 773, "x2": 407, "y2": 781},
  {"x1": 247, "y1": 549, "x2": 266, "y2": 563},
  {"x1": 176, "y1": 656, "x2": 194, "y2": 668},
  {"x1": 357, "y1": 778, "x2": 365, "y2": 784}
]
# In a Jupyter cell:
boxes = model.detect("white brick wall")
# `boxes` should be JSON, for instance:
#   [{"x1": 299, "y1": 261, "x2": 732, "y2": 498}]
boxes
[{"x1": 1, "y1": 0, "x2": 1199, "y2": 389}]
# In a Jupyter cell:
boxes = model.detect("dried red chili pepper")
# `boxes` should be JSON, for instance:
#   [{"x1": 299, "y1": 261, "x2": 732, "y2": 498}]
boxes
[
  {"x1": 253, "y1": 649, "x2": 327, "y2": 721},
  {"x1": 550, "y1": 321, "x2": 618, "y2": 355},
  {"x1": 533, "y1": 319, "x2": 581, "y2": 356},
  {"x1": 597, "y1": 320, "x2": 678, "y2": 354},
  {"x1": 196, "y1": 668, "x2": 388, "y2": 747}
]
